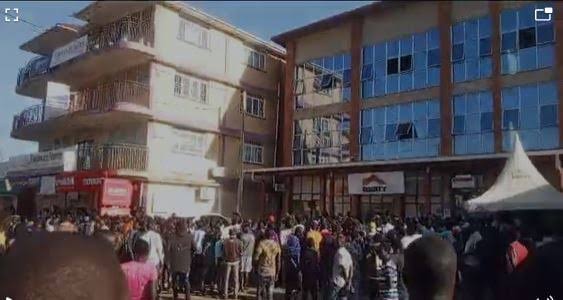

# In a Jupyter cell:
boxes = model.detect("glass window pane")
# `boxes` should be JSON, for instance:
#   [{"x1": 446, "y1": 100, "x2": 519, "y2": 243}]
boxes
[
  {"x1": 414, "y1": 52, "x2": 426, "y2": 71},
  {"x1": 480, "y1": 56, "x2": 492, "y2": 78},
  {"x1": 414, "y1": 120, "x2": 427, "y2": 138},
  {"x1": 414, "y1": 32, "x2": 427, "y2": 52},
  {"x1": 387, "y1": 74, "x2": 399, "y2": 94},
  {"x1": 518, "y1": 4, "x2": 536, "y2": 29},
  {"x1": 540, "y1": 104, "x2": 558, "y2": 127},
  {"x1": 501, "y1": 9, "x2": 517, "y2": 32},
  {"x1": 501, "y1": 32, "x2": 517, "y2": 52},
  {"x1": 465, "y1": 19, "x2": 478, "y2": 40},
  {"x1": 538, "y1": 44, "x2": 554, "y2": 69},
  {"x1": 374, "y1": 60, "x2": 387, "y2": 78},
  {"x1": 452, "y1": 43, "x2": 464, "y2": 61},
  {"x1": 428, "y1": 119, "x2": 441, "y2": 138},
  {"x1": 521, "y1": 105, "x2": 539, "y2": 129},
  {"x1": 343, "y1": 54, "x2": 351, "y2": 69},
  {"x1": 385, "y1": 124, "x2": 398, "y2": 141},
  {"x1": 452, "y1": 23, "x2": 465, "y2": 44},
  {"x1": 518, "y1": 27, "x2": 536, "y2": 49},
  {"x1": 466, "y1": 59, "x2": 479, "y2": 81},
  {"x1": 374, "y1": 108, "x2": 386, "y2": 124},
  {"x1": 428, "y1": 28, "x2": 440, "y2": 49},
  {"x1": 374, "y1": 79, "x2": 386, "y2": 97},
  {"x1": 414, "y1": 102, "x2": 427, "y2": 120},
  {"x1": 454, "y1": 94, "x2": 466, "y2": 116},
  {"x1": 539, "y1": 82, "x2": 558, "y2": 105},
  {"x1": 540, "y1": 127, "x2": 558, "y2": 149},
  {"x1": 428, "y1": 67, "x2": 440, "y2": 86},
  {"x1": 400, "y1": 37, "x2": 413, "y2": 55},
  {"x1": 400, "y1": 55, "x2": 413, "y2": 72},
  {"x1": 537, "y1": 23, "x2": 554, "y2": 44},
  {"x1": 362, "y1": 80, "x2": 374, "y2": 99},
  {"x1": 362, "y1": 64, "x2": 373, "y2": 80},
  {"x1": 400, "y1": 73, "x2": 413, "y2": 92},
  {"x1": 480, "y1": 91, "x2": 493, "y2": 112},
  {"x1": 413, "y1": 70, "x2": 426, "y2": 90},
  {"x1": 453, "y1": 62, "x2": 465, "y2": 83},
  {"x1": 503, "y1": 109, "x2": 520, "y2": 129},
  {"x1": 428, "y1": 100, "x2": 441, "y2": 118},
  {"x1": 466, "y1": 93, "x2": 480, "y2": 113},
  {"x1": 466, "y1": 39, "x2": 478, "y2": 58},
  {"x1": 363, "y1": 46, "x2": 374, "y2": 64},
  {"x1": 427, "y1": 49, "x2": 440, "y2": 66},
  {"x1": 478, "y1": 16, "x2": 491, "y2": 37},
  {"x1": 374, "y1": 44, "x2": 386, "y2": 61},
  {"x1": 502, "y1": 87, "x2": 519, "y2": 109},
  {"x1": 520, "y1": 85, "x2": 538, "y2": 107},
  {"x1": 388, "y1": 40, "x2": 399, "y2": 57},
  {"x1": 362, "y1": 110, "x2": 372, "y2": 127},
  {"x1": 453, "y1": 116, "x2": 465, "y2": 134},
  {"x1": 479, "y1": 37, "x2": 491, "y2": 56},
  {"x1": 399, "y1": 103, "x2": 413, "y2": 122},
  {"x1": 454, "y1": 135, "x2": 467, "y2": 155},
  {"x1": 387, "y1": 58, "x2": 399, "y2": 75},
  {"x1": 334, "y1": 54, "x2": 344, "y2": 70},
  {"x1": 481, "y1": 112, "x2": 493, "y2": 131},
  {"x1": 466, "y1": 114, "x2": 481, "y2": 133},
  {"x1": 519, "y1": 47, "x2": 537, "y2": 71},
  {"x1": 386, "y1": 105, "x2": 399, "y2": 122}
]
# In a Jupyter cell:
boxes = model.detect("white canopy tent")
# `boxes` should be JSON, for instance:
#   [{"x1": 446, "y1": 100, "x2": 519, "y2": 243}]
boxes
[{"x1": 465, "y1": 134, "x2": 563, "y2": 212}]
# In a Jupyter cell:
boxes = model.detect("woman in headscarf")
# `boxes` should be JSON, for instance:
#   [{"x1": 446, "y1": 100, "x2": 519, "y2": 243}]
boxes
[{"x1": 284, "y1": 228, "x2": 302, "y2": 299}]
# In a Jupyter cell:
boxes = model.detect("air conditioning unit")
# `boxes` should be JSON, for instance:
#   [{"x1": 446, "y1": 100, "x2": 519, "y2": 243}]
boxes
[
  {"x1": 273, "y1": 183, "x2": 285, "y2": 192},
  {"x1": 199, "y1": 187, "x2": 216, "y2": 201}
]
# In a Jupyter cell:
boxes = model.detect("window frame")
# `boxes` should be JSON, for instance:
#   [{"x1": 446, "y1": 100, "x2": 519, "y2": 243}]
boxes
[
  {"x1": 178, "y1": 17, "x2": 210, "y2": 49},
  {"x1": 244, "y1": 93, "x2": 266, "y2": 119},
  {"x1": 245, "y1": 47, "x2": 267, "y2": 71},
  {"x1": 243, "y1": 142, "x2": 264, "y2": 165},
  {"x1": 174, "y1": 73, "x2": 209, "y2": 104}
]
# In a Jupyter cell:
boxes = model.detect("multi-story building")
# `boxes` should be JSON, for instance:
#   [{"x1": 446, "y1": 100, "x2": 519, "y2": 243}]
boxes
[
  {"x1": 8, "y1": 1, "x2": 284, "y2": 218},
  {"x1": 248, "y1": 1, "x2": 563, "y2": 219}
]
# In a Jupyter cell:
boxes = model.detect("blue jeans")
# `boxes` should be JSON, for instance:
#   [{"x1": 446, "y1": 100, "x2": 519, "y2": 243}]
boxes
[{"x1": 172, "y1": 270, "x2": 190, "y2": 298}]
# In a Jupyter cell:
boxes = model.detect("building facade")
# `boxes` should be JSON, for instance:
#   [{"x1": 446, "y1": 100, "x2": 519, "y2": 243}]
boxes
[
  {"x1": 248, "y1": 1, "x2": 563, "y2": 220},
  {"x1": 8, "y1": 1, "x2": 284, "y2": 218}
]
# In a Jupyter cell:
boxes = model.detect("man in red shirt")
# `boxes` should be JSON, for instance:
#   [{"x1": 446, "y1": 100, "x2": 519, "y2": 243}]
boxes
[{"x1": 121, "y1": 239, "x2": 158, "y2": 300}]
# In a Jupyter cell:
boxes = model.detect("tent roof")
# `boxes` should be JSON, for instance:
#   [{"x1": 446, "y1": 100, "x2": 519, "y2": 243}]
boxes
[{"x1": 465, "y1": 134, "x2": 563, "y2": 212}]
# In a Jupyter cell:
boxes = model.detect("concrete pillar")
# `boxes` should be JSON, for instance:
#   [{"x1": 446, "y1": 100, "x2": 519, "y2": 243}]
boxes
[{"x1": 438, "y1": 2, "x2": 453, "y2": 156}]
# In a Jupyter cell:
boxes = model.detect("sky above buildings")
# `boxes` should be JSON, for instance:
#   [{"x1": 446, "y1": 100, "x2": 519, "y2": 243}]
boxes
[{"x1": 0, "y1": 0, "x2": 369, "y2": 161}]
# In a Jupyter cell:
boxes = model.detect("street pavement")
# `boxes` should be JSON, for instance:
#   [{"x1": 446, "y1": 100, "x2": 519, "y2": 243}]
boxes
[{"x1": 158, "y1": 287, "x2": 286, "y2": 299}]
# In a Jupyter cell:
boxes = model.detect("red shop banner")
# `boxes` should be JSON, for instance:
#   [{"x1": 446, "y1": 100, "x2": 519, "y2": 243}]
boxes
[
  {"x1": 100, "y1": 178, "x2": 133, "y2": 208},
  {"x1": 55, "y1": 170, "x2": 114, "y2": 193}
]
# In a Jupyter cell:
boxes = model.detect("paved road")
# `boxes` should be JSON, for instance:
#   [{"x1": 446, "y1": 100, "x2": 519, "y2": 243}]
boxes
[{"x1": 158, "y1": 287, "x2": 286, "y2": 299}]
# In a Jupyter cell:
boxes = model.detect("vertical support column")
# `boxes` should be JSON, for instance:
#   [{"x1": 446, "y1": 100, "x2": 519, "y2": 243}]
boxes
[
  {"x1": 438, "y1": 2, "x2": 453, "y2": 156},
  {"x1": 555, "y1": 2, "x2": 563, "y2": 146},
  {"x1": 423, "y1": 169, "x2": 432, "y2": 216},
  {"x1": 490, "y1": 2, "x2": 503, "y2": 152},
  {"x1": 350, "y1": 17, "x2": 364, "y2": 161},
  {"x1": 320, "y1": 173, "x2": 327, "y2": 214},
  {"x1": 282, "y1": 176, "x2": 292, "y2": 215},
  {"x1": 351, "y1": 195, "x2": 360, "y2": 218},
  {"x1": 329, "y1": 172, "x2": 335, "y2": 215},
  {"x1": 281, "y1": 41, "x2": 296, "y2": 167}
]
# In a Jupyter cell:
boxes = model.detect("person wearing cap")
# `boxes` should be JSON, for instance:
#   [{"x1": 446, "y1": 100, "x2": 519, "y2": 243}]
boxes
[{"x1": 222, "y1": 228, "x2": 242, "y2": 299}]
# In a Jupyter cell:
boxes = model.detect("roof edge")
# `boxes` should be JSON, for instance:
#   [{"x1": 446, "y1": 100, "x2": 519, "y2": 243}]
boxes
[{"x1": 19, "y1": 23, "x2": 81, "y2": 54}]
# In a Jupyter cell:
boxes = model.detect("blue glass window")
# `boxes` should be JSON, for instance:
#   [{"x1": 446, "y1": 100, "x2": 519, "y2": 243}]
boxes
[
  {"x1": 502, "y1": 82, "x2": 559, "y2": 151},
  {"x1": 362, "y1": 28, "x2": 440, "y2": 99},
  {"x1": 451, "y1": 15, "x2": 493, "y2": 83},
  {"x1": 452, "y1": 91, "x2": 494, "y2": 155},
  {"x1": 361, "y1": 99, "x2": 440, "y2": 160}
]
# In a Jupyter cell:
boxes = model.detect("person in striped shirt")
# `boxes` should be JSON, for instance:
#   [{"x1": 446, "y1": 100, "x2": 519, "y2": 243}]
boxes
[{"x1": 375, "y1": 241, "x2": 399, "y2": 300}]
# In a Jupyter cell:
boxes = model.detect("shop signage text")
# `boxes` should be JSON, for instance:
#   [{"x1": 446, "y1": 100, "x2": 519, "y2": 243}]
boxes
[
  {"x1": 348, "y1": 172, "x2": 405, "y2": 195},
  {"x1": 451, "y1": 175, "x2": 475, "y2": 189},
  {"x1": 50, "y1": 35, "x2": 88, "y2": 68}
]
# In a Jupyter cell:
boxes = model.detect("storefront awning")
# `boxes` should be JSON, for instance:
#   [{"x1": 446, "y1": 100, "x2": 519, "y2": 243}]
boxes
[{"x1": 245, "y1": 149, "x2": 563, "y2": 175}]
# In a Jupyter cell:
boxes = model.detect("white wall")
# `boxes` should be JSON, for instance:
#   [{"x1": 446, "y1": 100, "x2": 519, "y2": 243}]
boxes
[
  {"x1": 145, "y1": 183, "x2": 216, "y2": 217},
  {"x1": 146, "y1": 121, "x2": 217, "y2": 184}
]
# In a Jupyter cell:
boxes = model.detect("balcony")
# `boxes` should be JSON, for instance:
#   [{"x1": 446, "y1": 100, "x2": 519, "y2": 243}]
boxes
[
  {"x1": 11, "y1": 79, "x2": 151, "y2": 141},
  {"x1": 16, "y1": 8, "x2": 155, "y2": 98},
  {"x1": 12, "y1": 104, "x2": 44, "y2": 133},
  {"x1": 71, "y1": 80, "x2": 150, "y2": 113},
  {"x1": 77, "y1": 143, "x2": 147, "y2": 172}
]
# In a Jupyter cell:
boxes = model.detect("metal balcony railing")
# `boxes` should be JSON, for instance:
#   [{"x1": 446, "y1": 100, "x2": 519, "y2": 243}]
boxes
[
  {"x1": 12, "y1": 104, "x2": 44, "y2": 132},
  {"x1": 71, "y1": 80, "x2": 150, "y2": 112},
  {"x1": 77, "y1": 143, "x2": 147, "y2": 171},
  {"x1": 87, "y1": 8, "x2": 154, "y2": 51},
  {"x1": 16, "y1": 56, "x2": 51, "y2": 88}
]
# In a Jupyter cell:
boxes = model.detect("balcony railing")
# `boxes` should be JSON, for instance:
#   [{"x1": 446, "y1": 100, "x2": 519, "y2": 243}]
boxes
[
  {"x1": 16, "y1": 8, "x2": 154, "y2": 89},
  {"x1": 77, "y1": 143, "x2": 147, "y2": 171},
  {"x1": 87, "y1": 8, "x2": 154, "y2": 51},
  {"x1": 12, "y1": 104, "x2": 44, "y2": 132},
  {"x1": 71, "y1": 80, "x2": 150, "y2": 112}
]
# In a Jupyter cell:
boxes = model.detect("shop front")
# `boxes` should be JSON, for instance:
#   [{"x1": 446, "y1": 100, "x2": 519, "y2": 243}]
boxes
[{"x1": 55, "y1": 170, "x2": 140, "y2": 216}]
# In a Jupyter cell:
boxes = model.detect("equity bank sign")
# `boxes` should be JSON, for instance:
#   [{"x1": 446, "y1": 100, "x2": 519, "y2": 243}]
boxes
[{"x1": 348, "y1": 172, "x2": 405, "y2": 195}]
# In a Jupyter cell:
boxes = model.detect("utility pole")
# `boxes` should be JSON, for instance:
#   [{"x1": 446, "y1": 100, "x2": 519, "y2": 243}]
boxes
[{"x1": 236, "y1": 89, "x2": 246, "y2": 214}]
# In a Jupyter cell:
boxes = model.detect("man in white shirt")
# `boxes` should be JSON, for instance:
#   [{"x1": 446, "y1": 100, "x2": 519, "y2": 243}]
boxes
[
  {"x1": 382, "y1": 217, "x2": 395, "y2": 235},
  {"x1": 401, "y1": 223, "x2": 422, "y2": 250},
  {"x1": 328, "y1": 233, "x2": 353, "y2": 299},
  {"x1": 139, "y1": 220, "x2": 164, "y2": 269}
]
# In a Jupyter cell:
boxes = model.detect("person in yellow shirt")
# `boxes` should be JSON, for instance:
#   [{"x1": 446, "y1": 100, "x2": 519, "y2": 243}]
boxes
[{"x1": 306, "y1": 221, "x2": 323, "y2": 253}]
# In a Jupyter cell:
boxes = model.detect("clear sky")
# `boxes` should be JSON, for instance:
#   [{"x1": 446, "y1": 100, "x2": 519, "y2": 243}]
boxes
[{"x1": 0, "y1": 1, "x2": 369, "y2": 161}]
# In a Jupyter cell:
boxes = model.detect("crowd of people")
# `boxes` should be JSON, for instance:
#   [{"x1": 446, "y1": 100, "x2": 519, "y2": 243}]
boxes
[{"x1": 0, "y1": 206, "x2": 562, "y2": 300}]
